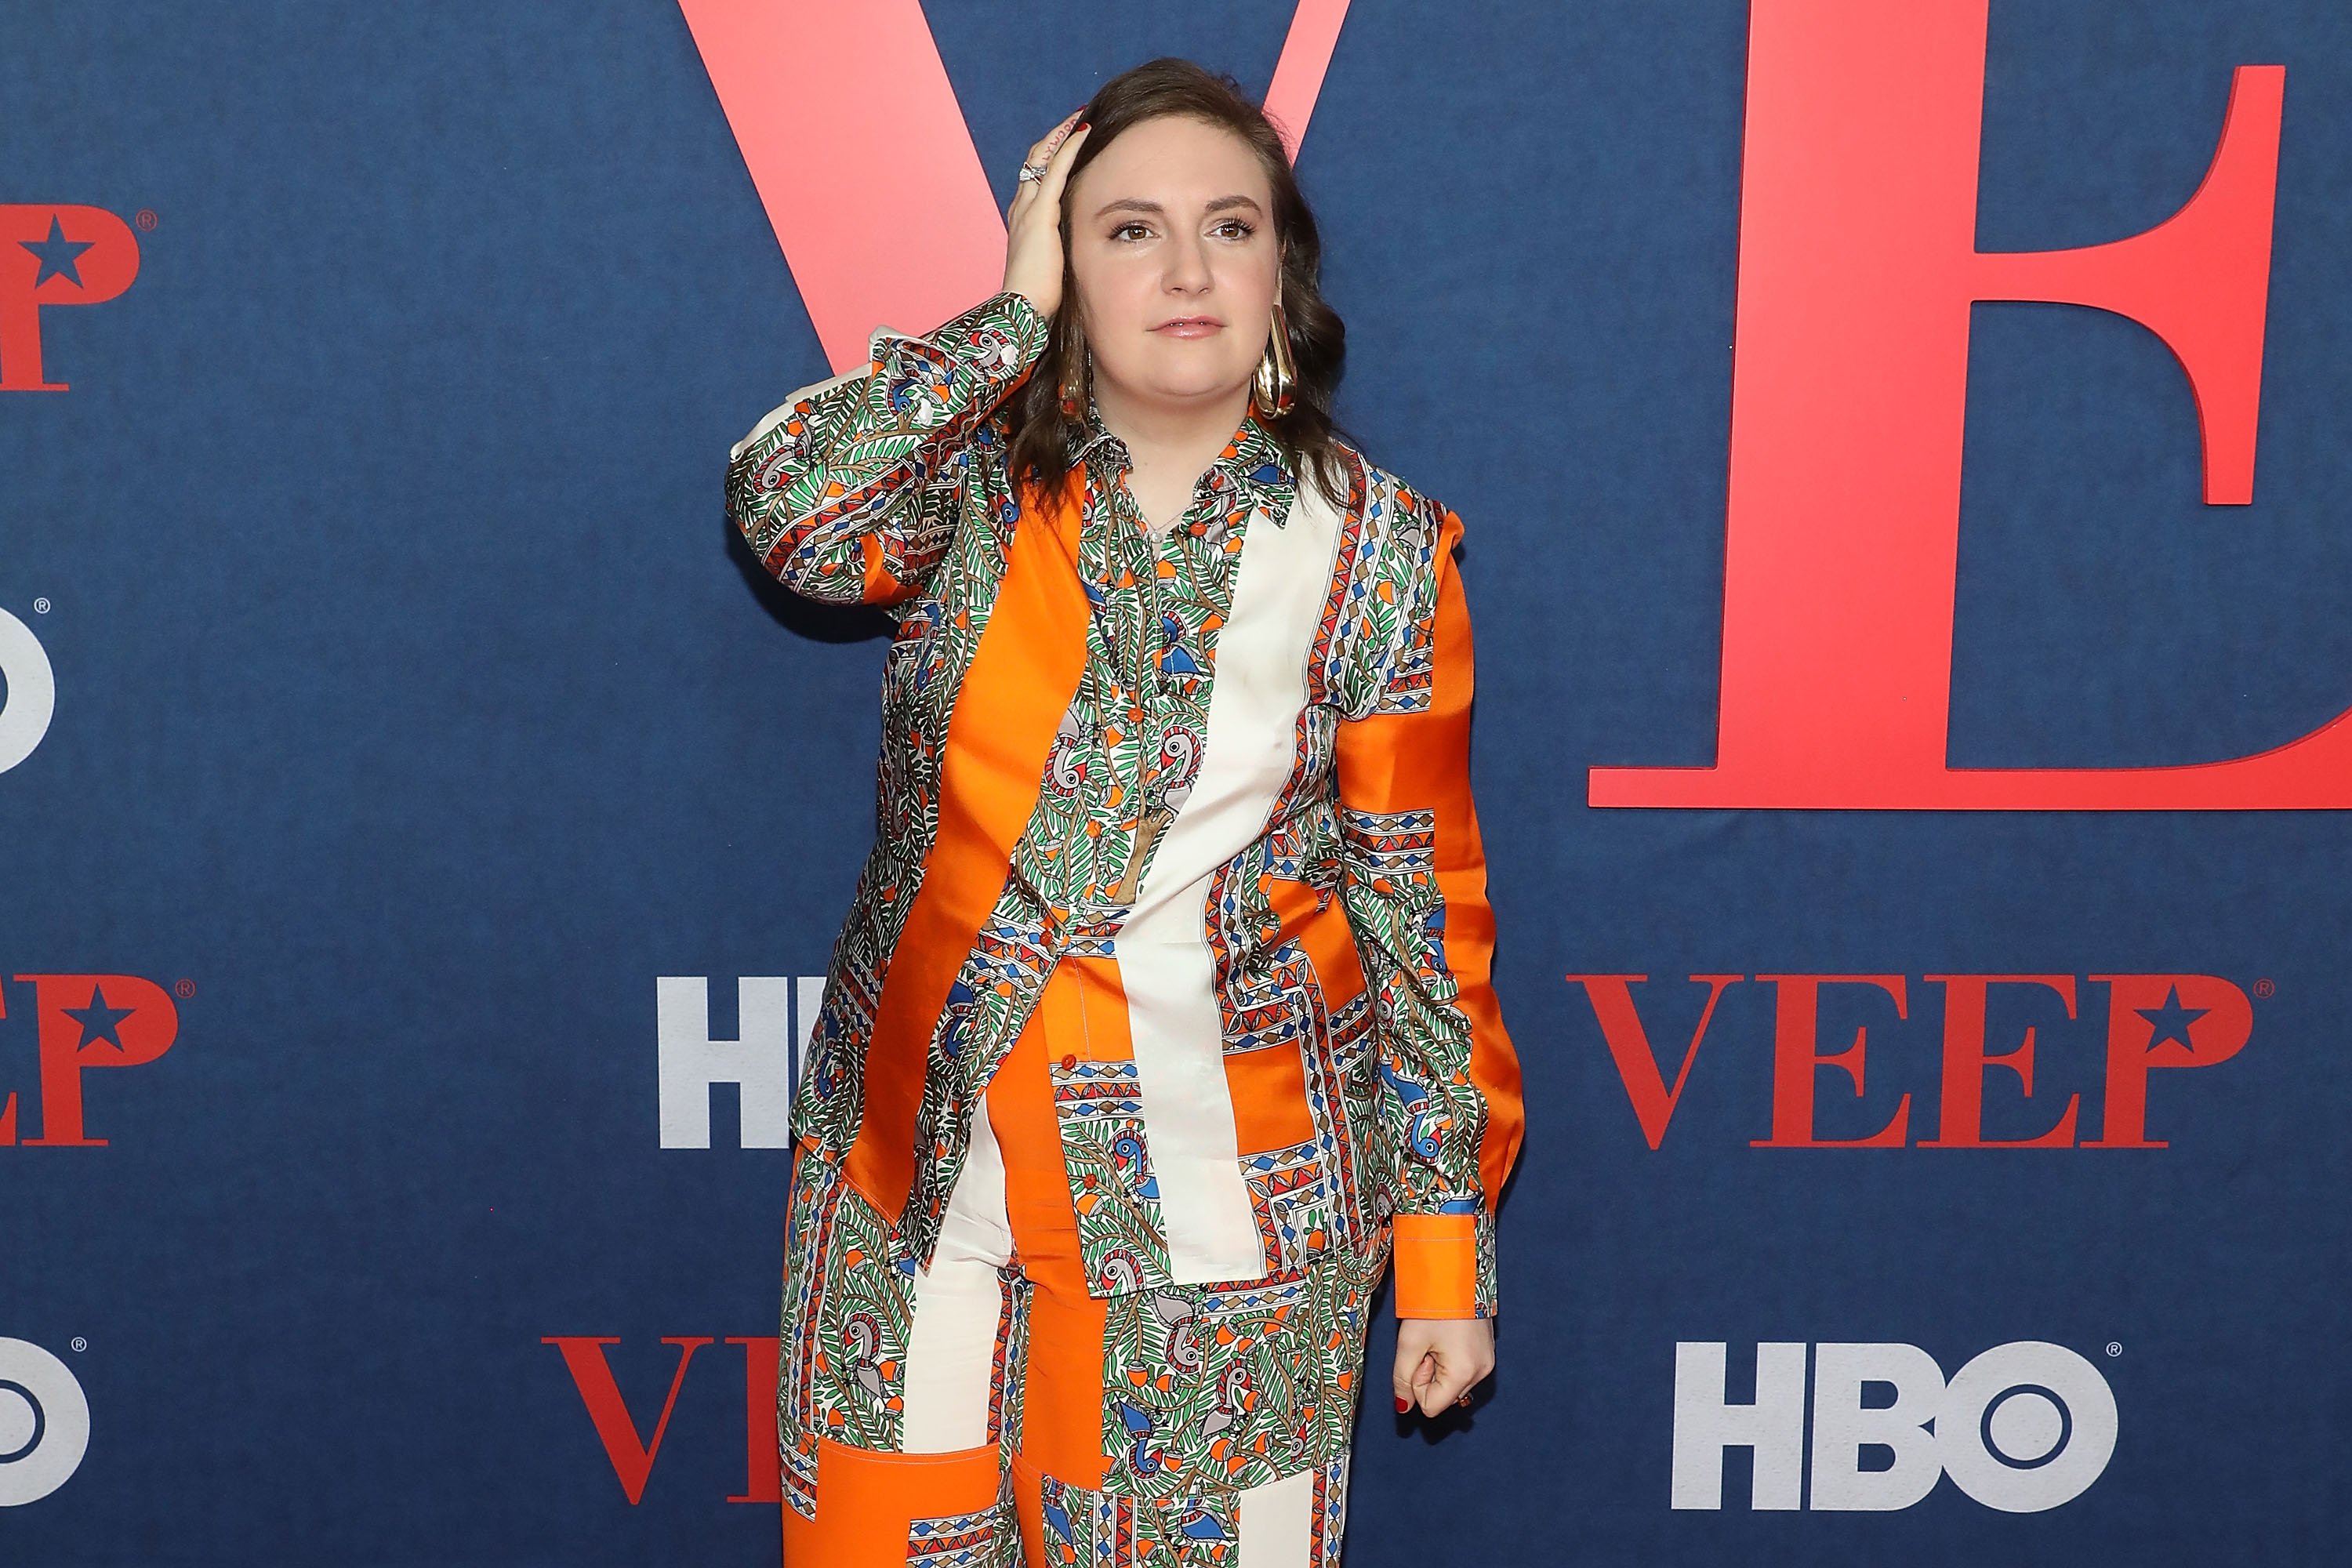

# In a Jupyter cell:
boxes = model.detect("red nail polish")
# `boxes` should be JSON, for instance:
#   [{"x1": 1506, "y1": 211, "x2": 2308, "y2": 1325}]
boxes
[{"x1": 1394, "y1": 1396, "x2": 1410, "y2": 1413}]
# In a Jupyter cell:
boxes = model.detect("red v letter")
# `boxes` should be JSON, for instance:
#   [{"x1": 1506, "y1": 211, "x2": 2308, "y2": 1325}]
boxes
[
  {"x1": 1570, "y1": 975, "x2": 1742, "y2": 1149},
  {"x1": 543, "y1": 1336, "x2": 713, "y2": 1504},
  {"x1": 680, "y1": 0, "x2": 1353, "y2": 372},
  {"x1": 1588, "y1": 0, "x2": 2310, "y2": 809}
]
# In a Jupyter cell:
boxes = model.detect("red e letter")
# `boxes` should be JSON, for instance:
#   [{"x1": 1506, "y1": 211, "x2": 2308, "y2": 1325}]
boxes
[
  {"x1": 1751, "y1": 975, "x2": 1912, "y2": 1148},
  {"x1": 1588, "y1": 1, "x2": 2314, "y2": 809},
  {"x1": 1920, "y1": 974, "x2": 2081, "y2": 1149}
]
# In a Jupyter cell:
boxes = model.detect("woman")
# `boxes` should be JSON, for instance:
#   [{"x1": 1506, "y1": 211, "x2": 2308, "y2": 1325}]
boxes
[{"x1": 727, "y1": 56, "x2": 1523, "y2": 1566}]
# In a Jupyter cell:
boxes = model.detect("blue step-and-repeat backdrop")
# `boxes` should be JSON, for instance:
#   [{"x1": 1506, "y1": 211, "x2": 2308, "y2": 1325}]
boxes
[{"x1": 5, "y1": 1, "x2": 2349, "y2": 1563}]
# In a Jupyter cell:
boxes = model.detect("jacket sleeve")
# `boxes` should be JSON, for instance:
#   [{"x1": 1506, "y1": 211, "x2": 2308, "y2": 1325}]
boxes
[
  {"x1": 1333, "y1": 496, "x2": 1525, "y2": 1319},
  {"x1": 725, "y1": 289, "x2": 1051, "y2": 606}
]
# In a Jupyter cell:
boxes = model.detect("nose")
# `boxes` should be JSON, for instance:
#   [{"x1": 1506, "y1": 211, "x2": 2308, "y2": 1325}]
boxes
[{"x1": 1161, "y1": 226, "x2": 1212, "y2": 294}]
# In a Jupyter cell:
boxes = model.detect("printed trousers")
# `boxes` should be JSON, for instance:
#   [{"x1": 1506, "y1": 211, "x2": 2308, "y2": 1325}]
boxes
[{"x1": 779, "y1": 957, "x2": 1367, "y2": 1566}]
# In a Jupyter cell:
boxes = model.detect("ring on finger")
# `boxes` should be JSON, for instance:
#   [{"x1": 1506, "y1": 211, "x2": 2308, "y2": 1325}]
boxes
[{"x1": 1016, "y1": 162, "x2": 1045, "y2": 183}]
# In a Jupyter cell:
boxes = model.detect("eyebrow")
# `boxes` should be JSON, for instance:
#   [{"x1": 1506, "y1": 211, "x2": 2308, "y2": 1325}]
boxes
[{"x1": 1091, "y1": 194, "x2": 1266, "y2": 220}]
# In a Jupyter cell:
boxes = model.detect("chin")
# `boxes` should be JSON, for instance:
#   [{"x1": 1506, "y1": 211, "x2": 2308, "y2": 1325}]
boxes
[{"x1": 1137, "y1": 361, "x2": 1255, "y2": 404}]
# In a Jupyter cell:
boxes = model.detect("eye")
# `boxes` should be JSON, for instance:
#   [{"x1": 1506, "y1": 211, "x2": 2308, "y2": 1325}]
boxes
[{"x1": 1110, "y1": 220, "x2": 1261, "y2": 243}]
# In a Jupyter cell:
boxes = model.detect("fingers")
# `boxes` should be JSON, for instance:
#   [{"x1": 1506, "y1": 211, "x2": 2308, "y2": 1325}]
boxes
[
  {"x1": 1417, "y1": 1353, "x2": 1477, "y2": 1416},
  {"x1": 1392, "y1": 1321, "x2": 1496, "y2": 1417},
  {"x1": 1013, "y1": 111, "x2": 1084, "y2": 194},
  {"x1": 1008, "y1": 111, "x2": 1087, "y2": 223},
  {"x1": 1022, "y1": 107, "x2": 1084, "y2": 167},
  {"x1": 1039, "y1": 121, "x2": 1090, "y2": 201},
  {"x1": 1390, "y1": 1341, "x2": 1430, "y2": 1413}
]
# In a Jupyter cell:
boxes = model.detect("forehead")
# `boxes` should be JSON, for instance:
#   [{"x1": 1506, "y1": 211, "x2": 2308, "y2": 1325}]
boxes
[{"x1": 1073, "y1": 114, "x2": 1271, "y2": 209}]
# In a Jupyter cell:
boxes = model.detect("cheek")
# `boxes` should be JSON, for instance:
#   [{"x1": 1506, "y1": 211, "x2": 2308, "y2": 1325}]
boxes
[
  {"x1": 1075, "y1": 255, "x2": 1159, "y2": 335},
  {"x1": 1225, "y1": 253, "x2": 1281, "y2": 319}
]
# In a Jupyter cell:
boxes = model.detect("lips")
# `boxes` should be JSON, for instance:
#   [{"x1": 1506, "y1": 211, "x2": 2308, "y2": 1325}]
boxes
[{"x1": 1152, "y1": 318, "x2": 1224, "y2": 336}]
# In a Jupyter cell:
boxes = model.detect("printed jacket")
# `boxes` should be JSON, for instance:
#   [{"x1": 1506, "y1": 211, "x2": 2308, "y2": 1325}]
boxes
[{"x1": 726, "y1": 289, "x2": 1523, "y2": 1318}]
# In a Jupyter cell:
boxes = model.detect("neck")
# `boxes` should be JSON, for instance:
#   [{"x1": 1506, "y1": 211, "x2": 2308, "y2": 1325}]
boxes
[{"x1": 1091, "y1": 379, "x2": 1253, "y2": 478}]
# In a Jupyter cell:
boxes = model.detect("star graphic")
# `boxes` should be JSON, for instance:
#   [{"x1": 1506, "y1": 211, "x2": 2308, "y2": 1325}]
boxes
[
  {"x1": 2135, "y1": 984, "x2": 2209, "y2": 1053},
  {"x1": 21, "y1": 214, "x2": 95, "y2": 288},
  {"x1": 64, "y1": 982, "x2": 136, "y2": 1049}
]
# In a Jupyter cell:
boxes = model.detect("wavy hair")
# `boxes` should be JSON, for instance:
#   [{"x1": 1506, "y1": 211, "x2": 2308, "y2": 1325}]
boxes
[{"x1": 1001, "y1": 56, "x2": 1353, "y2": 511}]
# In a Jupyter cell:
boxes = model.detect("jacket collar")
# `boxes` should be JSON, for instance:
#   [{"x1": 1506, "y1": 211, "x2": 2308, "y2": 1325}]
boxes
[{"x1": 1072, "y1": 392, "x2": 1297, "y2": 528}]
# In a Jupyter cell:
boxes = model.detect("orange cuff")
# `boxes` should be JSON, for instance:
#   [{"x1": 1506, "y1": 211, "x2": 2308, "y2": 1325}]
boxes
[{"x1": 1391, "y1": 1213, "x2": 1481, "y2": 1319}]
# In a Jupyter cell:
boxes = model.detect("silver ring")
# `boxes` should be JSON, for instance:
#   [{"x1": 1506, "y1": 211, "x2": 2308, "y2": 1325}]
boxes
[{"x1": 1016, "y1": 162, "x2": 1045, "y2": 184}]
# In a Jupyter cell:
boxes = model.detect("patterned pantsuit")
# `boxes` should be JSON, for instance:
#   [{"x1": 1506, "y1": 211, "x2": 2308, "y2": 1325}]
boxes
[
  {"x1": 781, "y1": 956, "x2": 1366, "y2": 1566},
  {"x1": 732, "y1": 288, "x2": 1525, "y2": 1567}
]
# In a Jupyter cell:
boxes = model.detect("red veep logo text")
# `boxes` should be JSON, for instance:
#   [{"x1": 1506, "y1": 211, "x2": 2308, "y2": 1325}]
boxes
[
  {"x1": 543, "y1": 1334, "x2": 783, "y2": 1506},
  {"x1": 0, "y1": 206, "x2": 140, "y2": 392},
  {"x1": 1586, "y1": 0, "x2": 2318, "y2": 808},
  {"x1": 1572, "y1": 972, "x2": 2251, "y2": 1149},
  {"x1": 0, "y1": 975, "x2": 180, "y2": 1145}
]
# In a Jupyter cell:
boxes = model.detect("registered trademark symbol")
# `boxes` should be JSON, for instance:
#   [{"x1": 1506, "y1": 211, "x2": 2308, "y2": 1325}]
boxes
[
  {"x1": 174, "y1": 978, "x2": 196, "y2": 999},
  {"x1": 135, "y1": 209, "x2": 158, "y2": 231},
  {"x1": 2253, "y1": 978, "x2": 2275, "y2": 999},
  {"x1": 2106, "y1": 1341, "x2": 2122, "y2": 1357},
  {"x1": 70, "y1": 1337, "x2": 87, "y2": 1353},
  {"x1": 31, "y1": 597, "x2": 49, "y2": 615}
]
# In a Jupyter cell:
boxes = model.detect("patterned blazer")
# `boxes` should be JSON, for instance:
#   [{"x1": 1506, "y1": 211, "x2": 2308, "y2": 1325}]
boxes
[{"x1": 728, "y1": 289, "x2": 1523, "y2": 1319}]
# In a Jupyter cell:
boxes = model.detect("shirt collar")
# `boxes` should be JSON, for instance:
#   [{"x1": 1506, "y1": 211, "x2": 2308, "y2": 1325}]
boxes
[{"x1": 1072, "y1": 393, "x2": 1297, "y2": 528}]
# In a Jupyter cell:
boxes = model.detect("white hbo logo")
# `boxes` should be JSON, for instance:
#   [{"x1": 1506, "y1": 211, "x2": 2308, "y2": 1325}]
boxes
[
  {"x1": 0, "y1": 609, "x2": 57, "y2": 775},
  {"x1": 1672, "y1": 1340, "x2": 2119, "y2": 1513},
  {"x1": 655, "y1": 976, "x2": 824, "y2": 1149},
  {"x1": 0, "y1": 1338, "x2": 92, "y2": 1507}
]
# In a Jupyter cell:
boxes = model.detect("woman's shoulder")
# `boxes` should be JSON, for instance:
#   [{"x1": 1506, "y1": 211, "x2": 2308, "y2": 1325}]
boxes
[
  {"x1": 1322, "y1": 433, "x2": 1467, "y2": 566},
  {"x1": 1307, "y1": 436, "x2": 1469, "y2": 711}
]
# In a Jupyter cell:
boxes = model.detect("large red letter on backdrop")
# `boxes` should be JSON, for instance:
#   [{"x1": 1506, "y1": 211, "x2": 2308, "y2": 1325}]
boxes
[
  {"x1": 0, "y1": 205, "x2": 140, "y2": 392},
  {"x1": 14, "y1": 974, "x2": 179, "y2": 1147},
  {"x1": 1587, "y1": 1, "x2": 2307, "y2": 808},
  {"x1": 678, "y1": 0, "x2": 1350, "y2": 374}
]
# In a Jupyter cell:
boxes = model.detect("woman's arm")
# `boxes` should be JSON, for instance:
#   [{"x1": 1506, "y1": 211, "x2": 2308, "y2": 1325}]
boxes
[
  {"x1": 1334, "y1": 494, "x2": 1526, "y2": 1323},
  {"x1": 724, "y1": 289, "x2": 1049, "y2": 606}
]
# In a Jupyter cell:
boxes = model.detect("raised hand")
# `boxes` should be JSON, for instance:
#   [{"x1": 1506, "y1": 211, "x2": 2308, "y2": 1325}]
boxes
[{"x1": 1001, "y1": 109, "x2": 1092, "y2": 318}]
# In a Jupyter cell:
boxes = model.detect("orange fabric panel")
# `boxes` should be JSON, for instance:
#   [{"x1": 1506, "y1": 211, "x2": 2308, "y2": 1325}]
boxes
[
  {"x1": 1226, "y1": 879, "x2": 1360, "y2": 1158},
  {"x1": 1019, "y1": 1280, "x2": 1112, "y2": 1495},
  {"x1": 1331, "y1": 510, "x2": 1526, "y2": 1210},
  {"x1": 846, "y1": 470, "x2": 1090, "y2": 1221},
  {"x1": 1225, "y1": 1031, "x2": 1314, "y2": 1156},
  {"x1": 1011, "y1": 1454, "x2": 1049, "y2": 1566},
  {"x1": 781, "y1": 1435, "x2": 998, "y2": 1566},
  {"x1": 1389, "y1": 1213, "x2": 1480, "y2": 1319},
  {"x1": 986, "y1": 965, "x2": 1111, "y2": 1492},
  {"x1": 990, "y1": 963, "x2": 1105, "y2": 1288},
  {"x1": 1062, "y1": 954, "x2": 1134, "y2": 1063}
]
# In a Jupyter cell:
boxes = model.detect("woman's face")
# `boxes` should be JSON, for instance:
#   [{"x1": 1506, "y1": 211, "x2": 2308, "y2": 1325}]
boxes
[{"x1": 1065, "y1": 114, "x2": 1280, "y2": 416}]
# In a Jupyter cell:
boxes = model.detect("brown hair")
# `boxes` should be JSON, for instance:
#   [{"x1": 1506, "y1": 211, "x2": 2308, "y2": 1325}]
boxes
[{"x1": 1001, "y1": 56, "x2": 1354, "y2": 511}]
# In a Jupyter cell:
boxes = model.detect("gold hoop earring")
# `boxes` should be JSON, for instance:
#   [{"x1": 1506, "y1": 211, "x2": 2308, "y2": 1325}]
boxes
[{"x1": 1251, "y1": 292, "x2": 1296, "y2": 420}]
